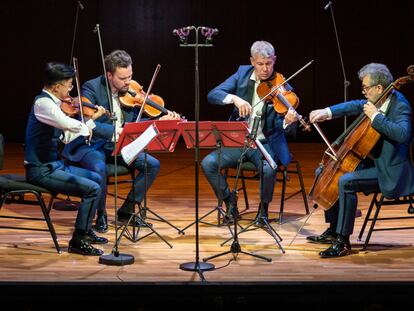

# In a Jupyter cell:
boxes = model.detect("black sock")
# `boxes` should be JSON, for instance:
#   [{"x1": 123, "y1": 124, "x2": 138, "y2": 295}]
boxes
[
  {"x1": 72, "y1": 229, "x2": 86, "y2": 242},
  {"x1": 97, "y1": 210, "x2": 107, "y2": 217},
  {"x1": 338, "y1": 234, "x2": 350, "y2": 244}
]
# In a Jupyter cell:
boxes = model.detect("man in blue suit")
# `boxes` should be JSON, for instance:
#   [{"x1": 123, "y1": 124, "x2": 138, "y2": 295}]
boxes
[
  {"x1": 63, "y1": 50, "x2": 180, "y2": 232},
  {"x1": 201, "y1": 41, "x2": 297, "y2": 224},
  {"x1": 307, "y1": 63, "x2": 414, "y2": 258}
]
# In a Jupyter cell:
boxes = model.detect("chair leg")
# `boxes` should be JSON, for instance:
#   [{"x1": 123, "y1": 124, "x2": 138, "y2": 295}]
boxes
[
  {"x1": 278, "y1": 170, "x2": 287, "y2": 224},
  {"x1": 241, "y1": 173, "x2": 249, "y2": 210},
  {"x1": 296, "y1": 161, "x2": 309, "y2": 214},
  {"x1": 358, "y1": 192, "x2": 377, "y2": 241},
  {"x1": 362, "y1": 194, "x2": 384, "y2": 251}
]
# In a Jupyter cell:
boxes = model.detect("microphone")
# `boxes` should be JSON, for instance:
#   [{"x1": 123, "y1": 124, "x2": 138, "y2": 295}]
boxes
[
  {"x1": 324, "y1": 1, "x2": 332, "y2": 10},
  {"x1": 78, "y1": 1, "x2": 84, "y2": 10},
  {"x1": 250, "y1": 111, "x2": 262, "y2": 140},
  {"x1": 172, "y1": 26, "x2": 192, "y2": 36},
  {"x1": 172, "y1": 26, "x2": 193, "y2": 43},
  {"x1": 200, "y1": 27, "x2": 219, "y2": 42},
  {"x1": 200, "y1": 27, "x2": 219, "y2": 35},
  {"x1": 93, "y1": 24, "x2": 99, "y2": 33}
]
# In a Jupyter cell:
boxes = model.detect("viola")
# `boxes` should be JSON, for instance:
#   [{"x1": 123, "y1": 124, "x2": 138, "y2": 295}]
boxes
[
  {"x1": 257, "y1": 72, "x2": 299, "y2": 113},
  {"x1": 257, "y1": 72, "x2": 310, "y2": 131},
  {"x1": 60, "y1": 96, "x2": 109, "y2": 118},
  {"x1": 119, "y1": 80, "x2": 169, "y2": 117}
]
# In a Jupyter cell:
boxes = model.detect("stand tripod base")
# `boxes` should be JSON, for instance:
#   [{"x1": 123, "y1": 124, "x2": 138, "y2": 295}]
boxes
[
  {"x1": 179, "y1": 261, "x2": 215, "y2": 272},
  {"x1": 99, "y1": 252, "x2": 135, "y2": 266}
]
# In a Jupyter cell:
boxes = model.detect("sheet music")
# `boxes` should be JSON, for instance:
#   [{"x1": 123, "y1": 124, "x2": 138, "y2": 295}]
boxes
[
  {"x1": 255, "y1": 139, "x2": 277, "y2": 170},
  {"x1": 121, "y1": 124, "x2": 159, "y2": 165}
]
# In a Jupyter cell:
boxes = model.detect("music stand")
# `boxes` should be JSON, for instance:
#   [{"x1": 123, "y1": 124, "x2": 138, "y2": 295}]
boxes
[
  {"x1": 179, "y1": 121, "x2": 248, "y2": 233},
  {"x1": 112, "y1": 120, "x2": 183, "y2": 248},
  {"x1": 202, "y1": 130, "x2": 277, "y2": 263},
  {"x1": 220, "y1": 139, "x2": 285, "y2": 253}
]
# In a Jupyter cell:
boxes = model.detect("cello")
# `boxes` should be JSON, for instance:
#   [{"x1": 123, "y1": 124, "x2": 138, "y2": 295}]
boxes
[{"x1": 309, "y1": 65, "x2": 414, "y2": 210}]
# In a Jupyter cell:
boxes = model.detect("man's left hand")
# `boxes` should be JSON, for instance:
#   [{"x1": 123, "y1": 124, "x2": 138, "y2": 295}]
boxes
[
  {"x1": 363, "y1": 102, "x2": 378, "y2": 119},
  {"x1": 159, "y1": 110, "x2": 181, "y2": 120}
]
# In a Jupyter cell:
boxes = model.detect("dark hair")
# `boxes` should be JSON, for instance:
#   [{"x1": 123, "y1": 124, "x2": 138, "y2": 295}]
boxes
[
  {"x1": 104, "y1": 50, "x2": 132, "y2": 74},
  {"x1": 44, "y1": 62, "x2": 75, "y2": 86}
]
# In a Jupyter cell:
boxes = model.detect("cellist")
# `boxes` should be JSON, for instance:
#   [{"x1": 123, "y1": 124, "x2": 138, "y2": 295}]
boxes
[{"x1": 307, "y1": 63, "x2": 414, "y2": 258}]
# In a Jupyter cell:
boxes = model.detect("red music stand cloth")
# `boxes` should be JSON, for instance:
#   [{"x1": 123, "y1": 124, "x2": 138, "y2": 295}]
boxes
[
  {"x1": 178, "y1": 121, "x2": 249, "y2": 149},
  {"x1": 114, "y1": 120, "x2": 183, "y2": 156}
]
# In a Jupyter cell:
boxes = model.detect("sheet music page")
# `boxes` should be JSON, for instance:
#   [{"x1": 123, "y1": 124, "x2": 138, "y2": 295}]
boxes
[
  {"x1": 121, "y1": 124, "x2": 159, "y2": 165},
  {"x1": 255, "y1": 139, "x2": 277, "y2": 170}
]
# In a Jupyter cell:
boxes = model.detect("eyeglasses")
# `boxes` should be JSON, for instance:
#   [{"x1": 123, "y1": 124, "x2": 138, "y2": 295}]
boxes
[
  {"x1": 59, "y1": 83, "x2": 74, "y2": 91},
  {"x1": 361, "y1": 84, "x2": 377, "y2": 93}
]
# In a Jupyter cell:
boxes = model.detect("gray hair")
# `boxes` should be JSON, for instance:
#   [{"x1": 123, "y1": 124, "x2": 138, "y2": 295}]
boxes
[
  {"x1": 358, "y1": 63, "x2": 393, "y2": 88},
  {"x1": 250, "y1": 41, "x2": 275, "y2": 58}
]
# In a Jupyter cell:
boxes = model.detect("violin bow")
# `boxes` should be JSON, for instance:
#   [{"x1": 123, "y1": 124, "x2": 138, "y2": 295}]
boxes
[{"x1": 135, "y1": 64, "x2": 162, "y2": 122}]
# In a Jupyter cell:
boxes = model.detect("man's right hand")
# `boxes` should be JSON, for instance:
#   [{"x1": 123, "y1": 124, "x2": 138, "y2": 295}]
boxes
[
  {"x1": 232, "y1": 96, "x2": 252, "y2": 118},
  {"x1": 309, "y1": 108, "x2": 330, "y2": 123}
]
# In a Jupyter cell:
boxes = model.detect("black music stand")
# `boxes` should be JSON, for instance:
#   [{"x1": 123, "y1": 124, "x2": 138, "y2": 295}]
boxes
[
  {"x1": 202, "y1": 130, "x2": 278, "y2": 263},
  {"x1": 179, "y1": 121, "x2": 249, "y2": 233},
  {"x1": 219, "y1": 139, "x2": 285, "y2": 253},
  {"x1": 113, "y1": 120, "x2": 183, "y2": 248}
]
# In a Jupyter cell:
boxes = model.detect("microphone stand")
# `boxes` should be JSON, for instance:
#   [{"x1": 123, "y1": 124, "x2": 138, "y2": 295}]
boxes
[
  {"x1": 175, "y1": 26, "x2": 216, "y2": 280},
  {"x1": 94, "y1": 24, "x2": 134, "y2": 266},
  {"x1": 325, "y1": 1, "x2": 350, "y2": 131}
]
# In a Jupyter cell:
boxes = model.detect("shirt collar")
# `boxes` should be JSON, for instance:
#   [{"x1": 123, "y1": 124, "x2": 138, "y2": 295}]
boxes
[{"x1": 42, "y1": 89, "x2": 61, "y2": 104}]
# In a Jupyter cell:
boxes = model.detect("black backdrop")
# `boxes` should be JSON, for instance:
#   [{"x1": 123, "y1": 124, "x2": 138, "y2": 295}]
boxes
[{"x1": 1, "y1": 0, "x2": 413, "y2": 143}]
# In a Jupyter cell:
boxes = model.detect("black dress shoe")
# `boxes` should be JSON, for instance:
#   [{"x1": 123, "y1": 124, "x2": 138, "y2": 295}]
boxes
[
  {"x1": 117, "y1": 211, "x2": 152, "y2": 227},
  {"x1": 86, "y1": 229, "x2": 108, "y2": 244},
  {"x1": 68, "y1": 239, "x2": 104, "y2": 256},
  {"x1": 319, "y1": 237, "x2": 352, "y2": 258},
  {"x1": 94, "y1": 214, "x2": 108, "y2": 233},
  {"x1": 306, "y1": 228, "x2": 337, "y2": 244}
]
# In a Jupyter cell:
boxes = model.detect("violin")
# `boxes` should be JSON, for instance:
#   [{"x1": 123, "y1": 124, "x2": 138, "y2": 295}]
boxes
[
  {"x1": 60, "y1": 96, "x2": 109, "y2": 118},
  {"x1": 257, "y1": 72, "x2": 299, "y2": 114},
  {"x1": 257, "y1": 72, "x2": 310, "y2": 131},
  {"x1": 119, "y1": 80, "x2": 169, "y2": 117}
]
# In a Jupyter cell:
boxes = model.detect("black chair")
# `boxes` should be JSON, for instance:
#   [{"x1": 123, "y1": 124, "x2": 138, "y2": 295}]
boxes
[
  {"x1": 225, "y1": 155, "x2": 310, "y2": 224},
  {"x1": 358, "y1": 193, "x2": 414, "y2": 250},
  {"x1": 106, "y1": 163, "x2": 135, "y2": 201},
  {"x1": 0, "y1": 134, "x2": 60, "y2": 253},
  {"x1": 358, "y1": 139, "x2": 414, "y2": 250}
]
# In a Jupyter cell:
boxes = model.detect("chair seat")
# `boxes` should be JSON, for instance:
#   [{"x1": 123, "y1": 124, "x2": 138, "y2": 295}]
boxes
[
  {"x1": 106, "y1": 164, "x2": 131, "y2": 177},
  {"x1": 0, "y1": 175, "x2": 52, "y2": 194}
]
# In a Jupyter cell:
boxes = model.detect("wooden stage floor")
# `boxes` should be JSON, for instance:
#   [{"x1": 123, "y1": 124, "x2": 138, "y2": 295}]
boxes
[{"x1": 1, "y1": 142, "x2": 414, "y2": 309}]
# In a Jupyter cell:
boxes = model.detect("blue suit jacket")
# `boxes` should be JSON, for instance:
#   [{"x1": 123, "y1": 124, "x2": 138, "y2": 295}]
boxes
[
  {"x1": 62, "y1": 76, "x2": 139, "y2": 161},
  {"x1": 207, "y1": 65, "x2": 292, "y2": 166},
  {"x1": 330, "y1": 91, "x2": 414, "y2": 198}
]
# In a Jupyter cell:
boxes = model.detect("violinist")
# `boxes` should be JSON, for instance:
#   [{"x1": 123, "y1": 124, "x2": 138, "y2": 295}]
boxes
[
  {"x1": 307, "y1": 63, "x2": 414, "y2": 258},
  {"x1": 201, "y1": 41, "x2": 297, "y2": 225},
  {"x1": 24, "y1": 62, "x2": 108, "y2": 256},
  {"x1": 63, "y1": 50, "x2": 180, "y2": 232}
]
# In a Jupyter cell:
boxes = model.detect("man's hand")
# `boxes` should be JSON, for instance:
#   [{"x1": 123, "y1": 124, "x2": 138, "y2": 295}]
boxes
[
  {"x1": 232, "y1": 96, "x2": 252, "y2": 118},
  {"x1": 91, "y1": 105, "x2": 107, "y2": 120},
  {"x1": 159, "y1": 110, "x2": 181, "y2": 120},
  {"x1": 363, "y1": 102, "x2": 379, "y2": 119},
  {"x1": 309, "y1": 108, "x2": 330, "y2": 123},
  {"x1": 284, "y1": 108, "x2": 298, "y2": 126}
]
